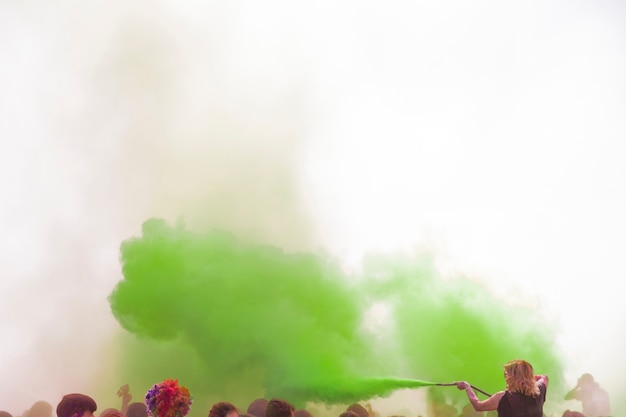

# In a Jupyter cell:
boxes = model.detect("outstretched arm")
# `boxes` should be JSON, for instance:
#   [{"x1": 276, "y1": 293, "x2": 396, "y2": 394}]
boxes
[
  {"x1": 118, "y1": 385, "x2": 132, "y2": 415},
  {"x1": 565, "y1": 386, "x2": 579, "y2": 400},
  {"x1": 456, "y1": 382, "x2": 504, "y2": 412}
]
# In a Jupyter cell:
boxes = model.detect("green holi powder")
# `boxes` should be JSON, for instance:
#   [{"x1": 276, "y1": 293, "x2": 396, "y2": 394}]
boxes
[
  {"x1": 109, "y1": 218, "x2": 374, "y2": 408},
  {"x1": 359, "y1": 254, "x2": 564, "y2": 398},
  {"x1": 108, "y1": 218, "x2": 564, "y2": 412},
  {"x1": 275, "y1": 377, "x2": 437, "y2": 404}
]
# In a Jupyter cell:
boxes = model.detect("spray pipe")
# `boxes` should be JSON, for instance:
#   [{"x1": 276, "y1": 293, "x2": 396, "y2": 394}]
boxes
[{"x1": 435, "y1": 382, "x2": 492, "y2": 397}]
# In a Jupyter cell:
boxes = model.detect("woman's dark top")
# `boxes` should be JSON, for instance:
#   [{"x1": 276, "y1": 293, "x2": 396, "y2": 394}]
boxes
[{"x1": 497, "y1": 381, "x2": 547, "y2": 417}]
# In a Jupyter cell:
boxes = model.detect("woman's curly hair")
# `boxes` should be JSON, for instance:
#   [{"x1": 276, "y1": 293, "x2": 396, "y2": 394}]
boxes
[{"x1": 504, "y1": 359, "x2": 540, "y2": 397}]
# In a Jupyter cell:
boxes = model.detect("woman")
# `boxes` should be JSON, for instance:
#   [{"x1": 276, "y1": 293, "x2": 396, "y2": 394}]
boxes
[{"x1": 457, "y1": 359, "x2": 549, "y2": 417}]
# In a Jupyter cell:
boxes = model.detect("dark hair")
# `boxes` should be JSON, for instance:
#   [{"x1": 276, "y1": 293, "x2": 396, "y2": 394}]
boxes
[
  {"x1": 346, "y1": 405, "x2": 367, "y2": 417},
  {"x1": 56, "y1": 394, "x2": 97, "y2": 417},
  {"x1": 126, "y1": 403, "x2": 148, "y2": 417},
  {"x1": 264, "y1": 399, "x2": 294, "y2": 417},
  {"x1": 246, "y1": 399, "x2": 268, "y2": 417},
  {"x1": 562, "y1": 412, "x2": 585, "y2": 417},
  {"x1": 209, "y1": 402, "x2": 238, "y2": 417},
  {"x1": 339, "y1": 412, "x2": 360, "y2": 417}
]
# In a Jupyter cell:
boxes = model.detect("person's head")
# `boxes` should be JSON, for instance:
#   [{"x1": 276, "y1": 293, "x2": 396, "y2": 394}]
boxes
[
  {"x1": 209, "y1": 402, "x2": 238, "y2": 417},
  {"x1": 127, "y1": 403, "x2": 148, "y2": 417},
  {"x1": 247, "y1": 400, "x2": 268, "y2": 417},
  {"x1": 503, "y1": 359, "x2": 539, "y2": 397},
  {"x1": 562, "y1": 411, "x2": 585, "y2": 417},
  {"x1": 346, "y1": 405, "x2": 367, "y2": 417},
  {"x1": 577, "y1": 373, "x2": 597, "y2": 388},
  {"x1": 100, "y1": 409, "x2": 123, "y2": 417},
  {"x1": 145, "y1": 380, "x2": 192, "y2": 417},
  {"x1": 57, "y1": 394, "x2": 97, "y2": 417},
  {"x1": 339, "y1": 412, "x2": 360, "y2": 417},
  {"x1": 26, "y1": 401, "x2": 53, "y2": 417},
  {"x1": 0, "y1": 411, "x2": 14, "y2": 417},
  {"x1": 264, "y1": 399, "x2": 294, "y2": 417}
]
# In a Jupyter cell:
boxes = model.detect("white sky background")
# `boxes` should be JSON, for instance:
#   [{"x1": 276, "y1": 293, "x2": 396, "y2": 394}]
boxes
[{"x1": 1, "y1": 0, "x2": 625, "y2": 416}]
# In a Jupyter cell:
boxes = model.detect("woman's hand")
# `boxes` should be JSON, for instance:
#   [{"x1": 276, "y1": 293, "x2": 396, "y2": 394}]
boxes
[
  {"x1": 456, "y1": 381, "x2": 471, "y2": 390},
  {"x1": 534, "y1": 374, "x2": 549, "y2": 387}
]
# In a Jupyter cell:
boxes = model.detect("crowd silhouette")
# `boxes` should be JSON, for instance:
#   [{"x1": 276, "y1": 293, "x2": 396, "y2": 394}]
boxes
[
  {"x1": 1, "y1": 372, "x2": 612, "y2": 417},
  {"x1": 564, "y1": 374, "x2": 610, "y2": 417}
]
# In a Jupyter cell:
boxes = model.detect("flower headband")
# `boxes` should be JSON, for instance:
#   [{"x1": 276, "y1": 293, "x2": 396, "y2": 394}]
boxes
[{"x1": 145, "y1": 379, "x2": 193, "y2": 417}]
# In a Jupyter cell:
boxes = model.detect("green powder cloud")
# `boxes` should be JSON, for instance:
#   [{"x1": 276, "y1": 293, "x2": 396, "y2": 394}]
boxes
[{"x1": 108, "y1": 218, "x2": 563, "y2": 414}]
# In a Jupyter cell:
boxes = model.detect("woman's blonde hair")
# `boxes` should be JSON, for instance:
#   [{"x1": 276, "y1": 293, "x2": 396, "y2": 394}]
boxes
[{"x1": 504, "y1": 359, "x2": 540, "y2": 397}]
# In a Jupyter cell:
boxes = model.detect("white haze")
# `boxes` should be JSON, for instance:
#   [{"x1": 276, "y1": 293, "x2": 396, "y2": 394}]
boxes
[{"x1": 1, "y1": 1, "x2": 625, "y2": 416}]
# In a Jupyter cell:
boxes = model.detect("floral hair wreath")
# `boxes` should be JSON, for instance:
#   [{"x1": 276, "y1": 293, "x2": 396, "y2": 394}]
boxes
[{"x1": 145, "y1": 379, "x2": 193, "y2": 417}]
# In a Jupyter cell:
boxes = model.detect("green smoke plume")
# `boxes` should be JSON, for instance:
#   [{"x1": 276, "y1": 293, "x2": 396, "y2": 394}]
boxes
[{"x1": 108, "y1": 218, "x2": 563, "y2": 414}]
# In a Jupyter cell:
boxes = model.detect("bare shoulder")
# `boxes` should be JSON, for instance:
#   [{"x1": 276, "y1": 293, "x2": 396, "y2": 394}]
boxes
[
  {"x1": 478, "y1": 391, "x2": 505, "y2": 411},
  {"x1": 485, "y1": 391, "x2": 504, "y2": 411},
  {"x1": 492, "y1": 390, "x2": 506, "y2": 399},
  {"x1": 486, "y1": 391, "x2": 505, "y2": 410}
]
